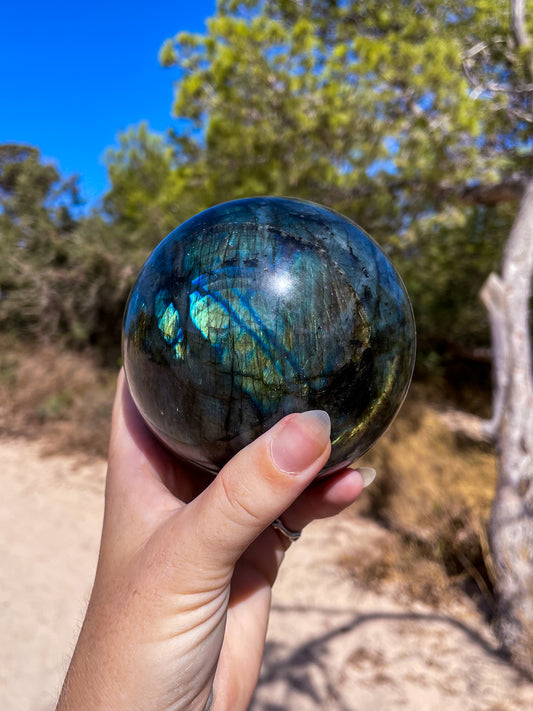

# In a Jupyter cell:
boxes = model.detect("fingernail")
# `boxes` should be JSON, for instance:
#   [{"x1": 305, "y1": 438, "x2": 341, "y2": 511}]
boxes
[
  {"x1": 271, "y1": 411, "x2": 331, "y2": 474},
  {"x1": 352, "y1": 466, "x2": 376, "y2": 488}
]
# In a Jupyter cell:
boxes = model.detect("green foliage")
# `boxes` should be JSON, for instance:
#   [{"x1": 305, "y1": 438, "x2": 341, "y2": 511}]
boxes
[
  {"x1": 37, "y1": 389, "x2": 73, "y2": 421},
  {"x1": 3, "y1": 1, "x2": 532, "y2": 367},
  {"x1": 104, "y1": 123, "x2": 183, "y2": 246},
  {"x1": 162, "y1": 0, "x2": 500, "y2": 217},
  {"x1": 397, "y1": 204, "x2": 511, "y2": 349},
  {"x1": 151, "y1": 0, "x2": 526, "y2": 357},
  {"x1": 0, "y1": 145, "x2": 134, "y2": 355}
]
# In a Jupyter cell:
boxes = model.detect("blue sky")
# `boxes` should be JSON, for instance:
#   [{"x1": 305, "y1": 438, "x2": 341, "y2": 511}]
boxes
[{"x1": 1, "y1": 1, "x2": 216, "y2": 207}]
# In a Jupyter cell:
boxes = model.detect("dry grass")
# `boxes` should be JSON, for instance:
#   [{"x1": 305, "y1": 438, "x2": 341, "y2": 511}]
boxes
[
  {"x1": 346, "y1": 384, "x2": 497, "y2": 611},
  {"x1": 0, "y1": 335, "x2": 117, "y2": 458}
]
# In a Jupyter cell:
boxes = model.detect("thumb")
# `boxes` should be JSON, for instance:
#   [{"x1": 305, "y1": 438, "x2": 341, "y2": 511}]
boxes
[{"x1": 183, "y1": 411, "x2": 332, "y2": 570}]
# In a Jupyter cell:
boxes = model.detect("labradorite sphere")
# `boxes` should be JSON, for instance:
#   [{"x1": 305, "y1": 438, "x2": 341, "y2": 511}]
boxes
[{"x1": 122, "y1": 197, "x2": 415, "y2": 476}]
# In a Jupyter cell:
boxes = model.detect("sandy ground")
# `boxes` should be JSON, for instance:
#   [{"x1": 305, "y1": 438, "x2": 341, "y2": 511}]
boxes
[{"x1": 2, "y1": 436, "x2": 533, "y2": 711}]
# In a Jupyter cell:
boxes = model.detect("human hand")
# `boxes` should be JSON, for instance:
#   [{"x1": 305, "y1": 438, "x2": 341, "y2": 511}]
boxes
[{"x1": 56, "y1": 370, "x2": 366, "y2": 711}]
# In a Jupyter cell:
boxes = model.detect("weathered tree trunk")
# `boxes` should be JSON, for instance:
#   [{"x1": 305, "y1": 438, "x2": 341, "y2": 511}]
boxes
[{"x1": 481, "y1": 177, "x2": 533, "y2": 676}]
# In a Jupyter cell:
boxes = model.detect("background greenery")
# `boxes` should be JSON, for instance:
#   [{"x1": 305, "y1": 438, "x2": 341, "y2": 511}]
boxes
[{"x1": 1, "y1": 0, "x2": 525, "y2": 379}]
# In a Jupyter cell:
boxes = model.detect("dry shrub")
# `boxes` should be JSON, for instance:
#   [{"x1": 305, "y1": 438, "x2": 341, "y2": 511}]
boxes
[
  {"x1": 341, "y1": 530, "x2": 456, "y2": 607},
  {"x1": 0, "y1": 335, "x2": 117, "y2": 458},
  {"x1": 348, "y1": 384, "x2": 497, "y2": 611}
]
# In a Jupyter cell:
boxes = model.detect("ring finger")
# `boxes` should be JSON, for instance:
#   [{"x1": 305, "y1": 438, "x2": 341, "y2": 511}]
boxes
[{"x1": 272, "y1": 467, "x2": 368, "y2": 547}]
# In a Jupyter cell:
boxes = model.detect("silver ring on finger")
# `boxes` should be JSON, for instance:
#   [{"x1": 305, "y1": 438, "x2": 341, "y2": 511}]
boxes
[{"x1": 271, "y1": 517, "x2": 302, "y2": 544}]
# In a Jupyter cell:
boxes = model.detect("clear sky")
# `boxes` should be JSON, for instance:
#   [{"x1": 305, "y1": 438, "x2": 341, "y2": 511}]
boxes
[{"x1": 1, "y1": 1, "x2": 216, "y2": 207}]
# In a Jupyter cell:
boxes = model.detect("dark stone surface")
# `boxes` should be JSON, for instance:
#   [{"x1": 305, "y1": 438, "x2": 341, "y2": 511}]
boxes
[{"x1": 123, "y1": 197, "x2": 416, "y2": 475}]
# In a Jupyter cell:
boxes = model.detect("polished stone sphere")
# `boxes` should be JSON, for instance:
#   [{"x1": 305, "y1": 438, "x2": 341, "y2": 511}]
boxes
[{"x1": 122, "y1": 197, "x2": 415, "y2": 475}]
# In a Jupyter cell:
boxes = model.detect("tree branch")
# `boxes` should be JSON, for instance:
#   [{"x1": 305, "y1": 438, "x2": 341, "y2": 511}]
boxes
[
  {"x1": 322, "y1": 176, "x2": 527, "y2": 209},
  {"x1": 480, "y1": 273, "x2": 508, "y2": 438},
  {"x1": 456, "y1": 177, "x2": 527, "y2": 206},
  {"x1": 436, "y1": 408, "x2": 495, "y2": 444},
  {"x1": 511, "y1": 0, "x2": 533, "y2": 107},
  {"x1": 511, "y1": 0, "x2": 531, "y2": 52}
]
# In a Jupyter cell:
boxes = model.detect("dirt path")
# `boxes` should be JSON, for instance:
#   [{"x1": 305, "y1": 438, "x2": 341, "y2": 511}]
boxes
[{"x1": 1, "y1": 436, "x2": 533, "y2": 710}]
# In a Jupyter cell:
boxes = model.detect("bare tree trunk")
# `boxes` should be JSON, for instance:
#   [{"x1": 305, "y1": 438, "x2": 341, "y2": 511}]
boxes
[
  {"x1": 482, "y1": 177, "x2": 533, "y2": 675},
  {"x1": 422, "y1": 0, "x2": 533, "y2": 678}
]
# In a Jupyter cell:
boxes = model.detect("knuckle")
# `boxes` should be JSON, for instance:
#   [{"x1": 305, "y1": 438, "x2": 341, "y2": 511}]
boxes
[{"x1": 217, "y1": 469, "x2": 264, "y2": 528}]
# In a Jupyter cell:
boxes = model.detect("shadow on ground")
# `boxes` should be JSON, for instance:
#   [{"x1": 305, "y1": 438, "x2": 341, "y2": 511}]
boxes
[{"x1": 251, "y1": 605, "x2": 511, "y2": 711}]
